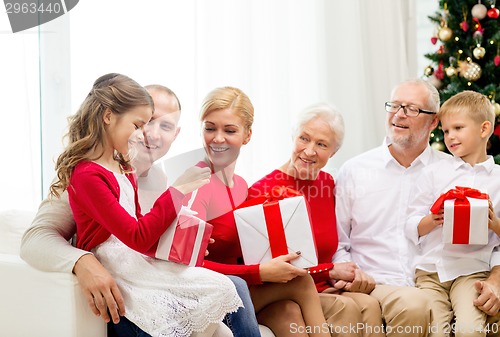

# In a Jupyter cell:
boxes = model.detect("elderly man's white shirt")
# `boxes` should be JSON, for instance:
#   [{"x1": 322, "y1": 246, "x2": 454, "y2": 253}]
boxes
[
  {"x1": 334, "y1": 137, "x2": 449, "y2": 286},
  {"x1": 406, "y1": 156, "x2": 500, "y2": 282}
]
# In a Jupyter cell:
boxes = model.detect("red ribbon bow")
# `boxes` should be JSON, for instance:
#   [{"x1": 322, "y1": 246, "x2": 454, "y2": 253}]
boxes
[
  {"x1": 430, "y1": 186, "x2": 488, "y2": 214},
  {"x1": 430, "y1": 186, "x2": 488, "y2": 244}
]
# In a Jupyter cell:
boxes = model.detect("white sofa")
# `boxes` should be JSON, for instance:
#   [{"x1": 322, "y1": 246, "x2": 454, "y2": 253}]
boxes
[
  {"x1": 0, "y1": 209, "x2": 275, "y2": 337},
  {"x1": 0, "y1": 209, "x2": 107, "y2": 337}
]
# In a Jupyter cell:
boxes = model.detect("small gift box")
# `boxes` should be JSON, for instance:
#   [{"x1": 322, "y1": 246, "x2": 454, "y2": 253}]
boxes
[
  {"x1": 234, "y1": 186, "x2": 318, "y2": 268},
  {"x1": 155, "y1": 207, "x2": 213, "y2": 267},
  {"x1": 430, "y1": 186, "x2": 489, "y2": 245}
]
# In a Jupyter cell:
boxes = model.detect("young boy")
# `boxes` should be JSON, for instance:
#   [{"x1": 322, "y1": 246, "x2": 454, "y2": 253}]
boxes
[{"x1": 405, "y1": 90, "x2": 500, "y2": 337}]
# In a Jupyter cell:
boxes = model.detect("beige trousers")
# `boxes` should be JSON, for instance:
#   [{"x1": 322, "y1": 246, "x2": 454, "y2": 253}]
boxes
[
  {"x1": 485, "y1": 311, "x2": 500, "y2": 337},
  {"x1": 369, "y1": 284, "x2": 433, "y2": 337},
  {"x1": 415, "y1": 269, "x2": 488, "y2": 337},
  {"x1": 320, "y1": 291, "x2": 384, "y2": 337}
]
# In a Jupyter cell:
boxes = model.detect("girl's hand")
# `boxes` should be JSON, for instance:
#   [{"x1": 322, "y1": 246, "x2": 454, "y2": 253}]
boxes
[
  {"x1": 172, "y1": 166, "x2": 211, "y2": 195},
  {"x1": 205, "y1": 237, "x2": 215, "y2": 256},
  {"x1": 259, "y1": 252, "x2": 307, "y2": 283}
]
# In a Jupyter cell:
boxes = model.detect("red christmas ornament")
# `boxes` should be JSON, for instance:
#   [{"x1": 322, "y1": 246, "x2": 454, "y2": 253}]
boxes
[
  {"x1": 472, "y1": 18, "x2": 484, "y2": 35},
  {"x1": 487, "y1": 7, "x2": 500, "y2": 19},
  {"x1": 460, "y1": 8, "x2": 469, "y2": 31},
  {"x1": 431, "y1": 36, "x2": 438, "y2": 45},
  {"x1": 494, "y1": 124, "x2": 500, "y2": 137},
  {"x1": 495, "y1": 55, "x2": 500, "y2": 66},
  {"x1": 435, "y1": 61, "x2": 445, "y2": 80}
]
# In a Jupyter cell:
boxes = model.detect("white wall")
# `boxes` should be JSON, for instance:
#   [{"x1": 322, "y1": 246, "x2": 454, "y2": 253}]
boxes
[{"x1": 0, "y1": 0, "x2": 438, "y2": 210}]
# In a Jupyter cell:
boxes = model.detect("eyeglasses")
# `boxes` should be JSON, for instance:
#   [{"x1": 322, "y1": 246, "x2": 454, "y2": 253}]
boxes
[{"x1": 384, "y1": 102, "x2": 436, "y2": 117}]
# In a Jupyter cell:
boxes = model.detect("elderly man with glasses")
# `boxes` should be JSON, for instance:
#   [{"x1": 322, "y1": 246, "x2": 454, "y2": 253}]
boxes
[{"x1": 333, "y1": 78, "x2": 500, "y2": 337}]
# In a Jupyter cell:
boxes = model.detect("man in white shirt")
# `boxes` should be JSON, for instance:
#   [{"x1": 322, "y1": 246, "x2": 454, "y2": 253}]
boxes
[
  {"x1": 334, "y1": 79, "x2": 500, "y2": 337},
  {"x1": 21, "y1": 84, "x2": 183, "y2": 325},
  {"x1": 20, "y1": 84, "x2": 265, "y2": 337}
]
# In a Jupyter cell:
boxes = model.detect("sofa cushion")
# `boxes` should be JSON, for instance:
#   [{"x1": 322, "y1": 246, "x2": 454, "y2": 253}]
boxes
[{"x1": 0, "y1": 209, "x2": 36, "y2": 255}]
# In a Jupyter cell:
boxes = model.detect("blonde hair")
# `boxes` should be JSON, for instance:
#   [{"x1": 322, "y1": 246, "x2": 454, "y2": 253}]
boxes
[
  {"x1": 438, "y1": 90, "x2": 495, "y2": 137},
  {"x1": 200, "y1": 87, "x2": 254, "y2": 131},
  {"x1": 49, "y1": 73, "x2": 153, "y2": 198}
]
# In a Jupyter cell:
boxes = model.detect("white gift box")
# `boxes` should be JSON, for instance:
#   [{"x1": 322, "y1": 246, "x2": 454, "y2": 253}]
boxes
[
  {"x1": 234, "y1": 195, "x2": 318, "y2": 268},
  {"x1": 442, "y1": 197, "x2": 489, "y2": 245}
]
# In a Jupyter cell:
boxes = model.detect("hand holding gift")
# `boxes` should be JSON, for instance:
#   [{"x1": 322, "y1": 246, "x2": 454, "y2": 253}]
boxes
[
  {"x1": 258, "y1": 251, "x2": 308, "y2": 283},
  {"x1": 417, "y1": 207, "x2": 444, "y2": 237},
  {"x1": 430, "y1": 186, "x2": 489, "y2": 245},
  {"x1": 488, "y1": 199, "x2": 500, "y2": 237}
]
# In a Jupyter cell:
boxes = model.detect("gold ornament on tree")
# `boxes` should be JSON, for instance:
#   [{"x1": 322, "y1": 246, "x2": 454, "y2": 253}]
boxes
[
  {"x1": 473, "y1": 31, "x2": 485, "y2": 60},
  {"x1": 463, "y1": 62, "x2": 482, "y2": 81},
  {"x1": 446, "y1": 56, "x2": 458, "y2": 77},
  {"x1": 445, "y1": 66, "x2": 457, "y2": 77},
  {"x1": 493, "y1": 94, "x2": 500, "y2": 116},
  {"x1": 438, "y1": 26, "x2": 453, "y2": 42},
  {"x1": 494, "y1": 102, "x2": 500, "y2": 116},
  {"x1": 458, "y1": 58, "x2": 482, "y2": 81},
  {"x1": 438, "y1": 3, "x2": 453, "y2": 42},
  {"x1": 473, "y1": 45, "x2": 486, "y2": 59},
  {"x1": 424, "y1": 65, "x2": 435, "y2": 76},
  {"x1": 431, "y1": 141, "x2": 446, "y2": 152}
]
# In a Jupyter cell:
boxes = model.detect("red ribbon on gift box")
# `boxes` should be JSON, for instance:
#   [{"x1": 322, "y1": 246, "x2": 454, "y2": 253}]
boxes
[
  {"x1": 430, "y1": 186, "x2": 488, "y2": 244},
  {"x1": 239, "y1": 186, "x2": 302, "y2": 258}
]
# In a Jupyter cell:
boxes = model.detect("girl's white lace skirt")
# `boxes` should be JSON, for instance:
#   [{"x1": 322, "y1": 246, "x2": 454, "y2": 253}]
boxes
[{"x1": 93, "y1": 235, "x2": 242, "y2": 337}]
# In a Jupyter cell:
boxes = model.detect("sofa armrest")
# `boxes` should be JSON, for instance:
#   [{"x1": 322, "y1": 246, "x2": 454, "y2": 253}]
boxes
[{"x1": 0, "y1": 253, "x2": 106, "y2": 337}]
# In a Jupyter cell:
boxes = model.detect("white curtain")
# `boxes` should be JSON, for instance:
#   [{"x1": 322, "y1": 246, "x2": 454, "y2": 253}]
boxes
[
  {"x1": 1, "y1": 0, "x2": 419, "y2": 209},
  {"x1": 0, "y1": 18, "x2": 41, "y2": 211},
  {"x1": 322, "y1": 0, "x2": 417, "y2": 174}
]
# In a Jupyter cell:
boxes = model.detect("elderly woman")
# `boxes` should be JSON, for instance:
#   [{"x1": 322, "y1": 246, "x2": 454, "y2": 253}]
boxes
[
  {"x1": 185, "y1": 87, "x2": 331, "y2": 337},
  {"x1": 248, "y1": 103, "x2": 384, "y2": 337}
]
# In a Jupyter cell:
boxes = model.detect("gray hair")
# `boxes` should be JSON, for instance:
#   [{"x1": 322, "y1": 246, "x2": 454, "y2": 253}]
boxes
[
  {"x1": 391, "y1": 78, "x2": 440, "y2": 113},
  {"x1": 293, "y1": 103, "x2": 345, "y2": 151}
]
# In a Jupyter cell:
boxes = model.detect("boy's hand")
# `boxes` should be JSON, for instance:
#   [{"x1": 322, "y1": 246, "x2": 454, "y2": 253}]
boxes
[
  {"x1": 418, "y1": 210, "x2": 443, "y2": 237},
  {"x1": 488, "y1": 199, "x2": 500, "y2": 237}
]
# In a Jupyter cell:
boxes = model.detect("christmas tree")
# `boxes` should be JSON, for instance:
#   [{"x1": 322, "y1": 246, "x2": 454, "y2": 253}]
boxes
[{"x1": 424, "y1": 0, "x2": 500, "y2": 164}]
